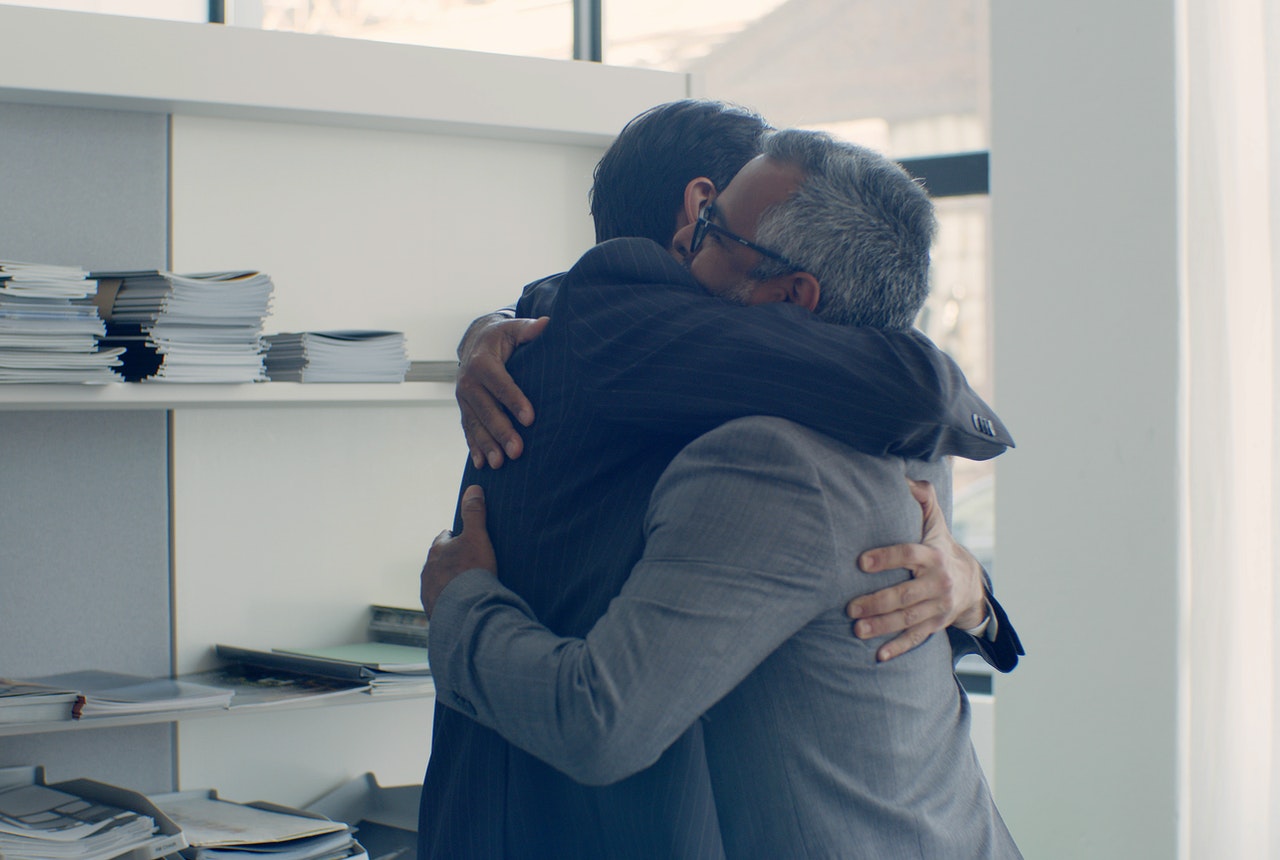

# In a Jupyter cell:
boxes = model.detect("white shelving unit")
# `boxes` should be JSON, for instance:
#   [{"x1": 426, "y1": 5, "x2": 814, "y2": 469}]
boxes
[
  {"x1": 0, "y1": 4, "x2": 687, "y2": 807},
  {"x1": 0, "y1": 686, "x2": 435, "y2": 739}
]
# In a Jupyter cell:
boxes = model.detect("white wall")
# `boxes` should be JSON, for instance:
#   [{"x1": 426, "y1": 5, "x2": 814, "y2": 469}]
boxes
[
  {"x1": 990, "y1": 1, "x2": 1181, "y2": 856},
  {"x1": 170, "y1": 115, "x2": 603, "y2": 356}
]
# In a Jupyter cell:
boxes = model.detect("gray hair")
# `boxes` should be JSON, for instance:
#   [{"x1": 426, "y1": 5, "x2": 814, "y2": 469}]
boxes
[{"x1": 750, "y1": 129, "x2": 936, "y2": 331}]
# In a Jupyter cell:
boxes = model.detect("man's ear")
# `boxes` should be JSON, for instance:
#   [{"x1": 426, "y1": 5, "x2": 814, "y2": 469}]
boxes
[
  {"x1": 677, "y1": 177, "x2": 717, "y2": 230},
  {"x1": 786, "y1": 272, "x2": 821, "y2": 311},
  {"x1": 750, "y1": 272, "x2": 821, "y2": 311}
]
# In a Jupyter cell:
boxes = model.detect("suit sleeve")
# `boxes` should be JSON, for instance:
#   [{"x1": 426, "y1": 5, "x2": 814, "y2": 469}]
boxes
[
  {"x1": 560, "y1": 238, "x2": 1011, "y2": 463},
  {"x1": 428, "y1": 419, "x2": 862, "y2": 786},
  {"x1": 514, "y1": 272, "x2": 563, "y2": 319},
  {"x1": 948, "y1": 589, "x2": 1024, "y2": 672}
]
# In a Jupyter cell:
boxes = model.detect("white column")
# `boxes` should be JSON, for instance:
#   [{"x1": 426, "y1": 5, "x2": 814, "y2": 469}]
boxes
[{"x1": 990, "y1": 2, "x2": 1181, "y2": 856}]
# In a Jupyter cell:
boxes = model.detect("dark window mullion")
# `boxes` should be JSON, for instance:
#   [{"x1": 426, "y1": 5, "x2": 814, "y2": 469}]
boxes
[
  {"x1": 899, "y1": 151, "x2": 989, "y2": 198},
  {"x1": 574, "y1": 0, "x2": 602, "y2": 62}
]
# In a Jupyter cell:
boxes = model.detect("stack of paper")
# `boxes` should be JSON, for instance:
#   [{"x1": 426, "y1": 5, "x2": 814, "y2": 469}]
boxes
[
  {"x1": 21, "y1": 670, "x2": 234, "y2": 719},
  {"x1": 0, "y1": 261, "x2": 124, "y2": 383},
  {"x1": 181, "y1": 664, "x2": 369, "y2": 712},
  {"x1": 0, "y1": 678, "x2": 78, "y2": 725},
  {"x1": 264, "y1": 331, "x2": 409, "y2": 383},
  {"x1": 151, "y1": 792, "x2": 364, "y2": 860},
  {"x1": 0, "y1": 783, "x2": 160, "y2": 860},
  {"x1": 215, "y1": 642, "x2": 433, "y2": 697},
  {"x1": 96, "y1": 270, "x2": 274, "y2": 383}
]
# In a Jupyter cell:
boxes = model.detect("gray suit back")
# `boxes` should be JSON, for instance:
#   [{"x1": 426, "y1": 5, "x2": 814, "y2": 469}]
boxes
[{"x1": 652, "y1": 416, "x2": 1020, "y2": 859}]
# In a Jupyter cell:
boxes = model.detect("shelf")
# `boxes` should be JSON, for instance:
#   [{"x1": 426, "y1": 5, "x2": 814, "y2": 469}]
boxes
[
  {"x1": 0, "y1": 382, "x2": 455, "y2": 411},
  {"x1": 0, "y1": 686, "x2": 436, "y2": 738}
]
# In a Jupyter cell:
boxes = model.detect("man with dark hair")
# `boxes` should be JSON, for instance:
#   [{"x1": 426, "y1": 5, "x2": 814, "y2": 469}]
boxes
[
  {"x1": 588, "y1": 100, "x2": 771, "y2": 248},
  {"x1": 419, "y1": 104, "x2": 1020, "y2": 859},
  {"x1": 423, "y1": 130, "x2": 1021, "y2": 857},
  {"x1": 456, "y1": 99, "x2": 771, "y2": 470}
]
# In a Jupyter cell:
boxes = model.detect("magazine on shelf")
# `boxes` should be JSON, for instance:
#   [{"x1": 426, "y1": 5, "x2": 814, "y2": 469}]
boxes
[
  {"x1": 263, "y1": 330, "x2": 409, "y2": 383},
  {"x1": 213, "y1": 645, "x2": 378, "y2": 684},
  {"x1": 215, "y1": 605, "x2": 434, "y2": 697},
  {"x1": 0, "y1": 678, "x2": 78, "y2": 724},
  {"x1": 21, "y1": 670, "x2": 234, "y2": 719},
  {"x1": 182, "y1": 664, "x2": 370, "y2": 710},
  {"x1": 214, "y1": 645, "x2": 432, "y2": 696},
  {"x1": 0, "y1": 261, "x2": 124, "y2": 383},
  {"x1": 272, "y1": 643, "x2": 429, "y2": 674},
  {"x1": 305, "y1": 773, "x2": 419, "y2": 860},
  {"x1": 150, "y1": 790, "x2": 364, "y2": 860},
  {"x1": 0, "y1": 768, "x2": 186, "y2": 860},
  {"x1": 93, "y1": 269, "x2": 274, "y2": 383}
]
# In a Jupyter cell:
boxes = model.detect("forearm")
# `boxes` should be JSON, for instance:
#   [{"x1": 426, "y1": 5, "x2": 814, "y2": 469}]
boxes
[
  {"x1": 430, "y1": 421, "x2": 862, "y2": 786},
  {"x1": 560, "y1": 248, "x2": 1008, "y2": 462},
  {"x1": 430, "y1": 569, "x2": 756, "y2": 786}
]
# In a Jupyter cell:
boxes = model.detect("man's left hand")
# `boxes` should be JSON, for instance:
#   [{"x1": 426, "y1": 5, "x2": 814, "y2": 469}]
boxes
[
  {"x1": 846, "y1": 479, "x2": 988, "y2": 662},
  {"x1": 421, "y1": 485, "x2": 498, "y2": 617}
]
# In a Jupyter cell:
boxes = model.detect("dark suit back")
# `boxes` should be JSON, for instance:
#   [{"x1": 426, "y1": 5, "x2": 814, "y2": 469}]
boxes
[{"x1": 418, "y1": 238, "x2": 1012, "y2": 860}]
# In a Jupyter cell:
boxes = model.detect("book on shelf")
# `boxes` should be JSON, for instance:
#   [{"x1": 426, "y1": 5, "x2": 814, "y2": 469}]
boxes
[
  {"x1": 150, "y1": 790, "x2": 364, "y2": 860},
  {"x1": 263, "y1": 330, "x2": 410, "y2": 383},
  {"x1": 0, "y1": 678, "x2": 78, "y2": 724},
  {"x1": 0, "y1": 768, "x2": 187, "y2": 860},
  {"x1": 216, "y1": 605, "x2": 433, "y2": 697},
  {"x1": 213, "y1": 645, "x2": 432, "y2": 697},
  {"x1": 274, "y1": 643, "x2": 430, "y2": 674},
  {"x1": 93, "y1": 269, "x2": 274, "y2": 383},
  {"x1": 213, "y1": 644, "x2": 380, "y2": 685},
  {"x1": 20, "y1": 670, "x2": 234, "y2": 719},
  {"x1": 0, "y1": 260, "x2": 124, "y2": 384},
  {"x1": 182, "y1": 664, "x2": 369, "y2": 711}
]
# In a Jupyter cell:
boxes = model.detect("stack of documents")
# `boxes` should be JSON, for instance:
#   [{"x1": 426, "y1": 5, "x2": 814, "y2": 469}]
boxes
[
  {"x1": 0, "y1": 783, "x2": 163, "y2": 860},
  {"x1": 216, "y1": 605, "x2": 433, "y2": 697},
  {"x1": 306, "y1": 773, "x2": 419, "y2": 860},
  {"x1": 152, "y1": 791, "x2": 364, "y2": 860},
  {"x1": 20, "y1": 670, "x2": 234, "y2": 719},
  {"x1": 95, "y1": 270, "x2": 274, "y2": 383},
  {"x1": 0, "y1": 260, "x2": 124, "y2": 383},
  {"x1": 0, "y1": 678, "x2": 78, "y2": 725},
  {"x1": 216, "y1": 642, "x2": 433, "y2": 696},
  {"x1": 264, "y1": 330, "x2": 409, "y2": 383},
  {"x1": 181, "y1": 664, "x2": 369, "y2": 712}
]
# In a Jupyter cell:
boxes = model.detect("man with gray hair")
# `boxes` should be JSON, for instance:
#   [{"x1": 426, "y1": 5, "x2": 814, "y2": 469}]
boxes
[{"x1": 423, "y1": 128, "x2": 1022, "y2": 858}]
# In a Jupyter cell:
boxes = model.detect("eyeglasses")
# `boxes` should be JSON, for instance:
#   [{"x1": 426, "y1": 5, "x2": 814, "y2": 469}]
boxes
[{"x1": 690, "y1": 202, "x2": 801, "y2": 272}]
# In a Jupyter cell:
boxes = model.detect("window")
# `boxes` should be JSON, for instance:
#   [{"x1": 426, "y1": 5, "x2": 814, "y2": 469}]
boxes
[
  {"x1": 0, "y1": 0, "x2": 204, "y2": 21},
  {"x1": 235, "y1": 0, "x2": 574, "y2": 59},
  {"x1": 607, "y1": 0, "x2": 998, "y2": 567}
]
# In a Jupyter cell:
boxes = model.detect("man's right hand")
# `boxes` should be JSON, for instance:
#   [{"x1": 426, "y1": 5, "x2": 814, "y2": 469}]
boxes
[
  {"x1": 421, "y1": 485, "x2": 497, "y2": 617},
  {"x1": 847, "y1": 479, "x2": 988, "y2": 662},
  {"x1": 456, "y1": 314, "x2": 549, "y2": 469}
]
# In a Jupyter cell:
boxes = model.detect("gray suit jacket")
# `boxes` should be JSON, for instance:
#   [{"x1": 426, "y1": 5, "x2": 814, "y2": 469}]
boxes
[{"x1": 431, "y1": 415, "x2": 1020, "y2": 858}]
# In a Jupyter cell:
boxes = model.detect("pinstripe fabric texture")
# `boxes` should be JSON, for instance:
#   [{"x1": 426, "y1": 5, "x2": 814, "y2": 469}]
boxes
[{"x1": 418, "y1": 238, "x2": 1013, "y2": 860}]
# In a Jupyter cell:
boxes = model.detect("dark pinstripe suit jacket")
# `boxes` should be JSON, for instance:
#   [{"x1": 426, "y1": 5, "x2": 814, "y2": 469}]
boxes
[{"x1": 418, "y1": 238, "x2": 1016, "y2": 860}]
